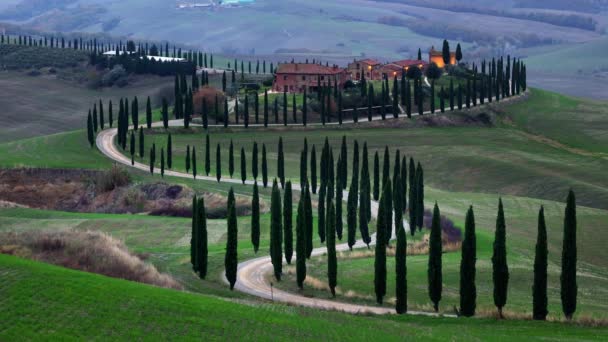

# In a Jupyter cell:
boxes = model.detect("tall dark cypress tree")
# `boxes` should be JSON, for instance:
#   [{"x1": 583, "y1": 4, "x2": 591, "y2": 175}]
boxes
[
  {"x1": 146, "y1": 96, "x2": 152, "y2": 129},
  {"x1": 109, "y1": 100, "x2": 114, "y2": 128},
  {"x1": 395, "y1": 215, "x2": 407, "y2": 314},
  {"x1": 278, "y1": 137, "x2": 285, "y2": 189},
  {"x1": 191, "y1": 195, "x2": 198, "y2": 270},
  {"x1": 138, "y1": 128, "x2": 144, "y2": 158},
  {"x1": 229, "y1": 140, "x2": 234, "y2": 178},
  {"x1": 216, "y1": 144, "x2": 221, "y2": 182},
  {"x1": 262, "y1": 144, "x2": 268, "y2": 188},
  {"x1": 373, "y1": 151, "x2": 380, "y2": 201},
  {"x1": 310, "y1": 145, "x2": 317, "y2": 194},
  {"x1": 533, "y1": 206, "x2": 548, "y2": 320},
  {"x1": 129, "y1": 131, "x2": 135, "y2": 164},
  {"x1": 460, "y1": 206, "x2": 477, "y2": 317},
  {"x1": 252, "y1": 141, "x2": 259, "y2": 180},
  {"x1": 382, "y1": 146, "x2": 390, "y2": 191},
  {"x1": 335, "y1": 171, "x2": 343, "y2": 241},
  {"x1": 270, "y1": 180, "x2": 283, "y2": 281},
  {"x1": 240, "y1": 147, "x2": 246, "y2": 184},
  {"x1": 304, "y1": 183, "x2": 314, "y2": 258},
  {"x1": 340, "y1": 136, "x2": 348, "y2": 189},
  {"x1": 296, "y1": 193, "x2": 307, "y2": 289},
  {"x1": 318, "y1": 180, "x2": 326, "y2": 244},
  {"x1": 185, "y1": 145, "x2": 191, "y2": 173},
  {"x1": 347, "y1": 181, "x2": 357, "y2": 250},
  {"x1": 251, "y1": 182, "x2": 260, "y2": 253},
  {"x1": 149, "y1": 144, "x2": 156, "y2": 174},
  {"x1": 492, "y1": 198, "x2": 509, "y2": 318},
  {"x1": 87, "y1": 112, "x2": 94, "y2": 147},
  {"x1": 192, "y1": 147, "x2": 197, "y2": 179},
  {"x1": 561, "y1": 190, "x2": 577, "y2": 320},
  {"x1": 205, "y1": 134, "x2": 210, "y2": 175},
  {"x1": 428, "y1": 202, "x2": 442, "y2": 312},
  {"x1": 225, "y1": 188, "x2": 238, "y2": 289},
  {"x1": 374, "y1": 182, "x2": 389, "y2": 304},
  {"x1": 415, "y1": 163, "x2": 424, "y2": 231},
  {"x1": 99, "y1": 100, "x2": 105, "y2": 130},
  {"x1": 196, "y1": 197, "x2": 208, "y2": 279},
  {"x1": 327, "y1": 199, "x2": 337, "y2": 297},
  {"x1": 284, "y1": 181, "x2": 293, "y2": 264}
]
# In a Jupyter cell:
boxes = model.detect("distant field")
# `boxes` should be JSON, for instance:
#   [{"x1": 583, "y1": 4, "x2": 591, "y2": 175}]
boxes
[
  {"x1": 0, "y1": 71, "x2": 172, "y2": 143},
  {"x1": 3, "y1": 254, "x2": 606, "y2": 340}
]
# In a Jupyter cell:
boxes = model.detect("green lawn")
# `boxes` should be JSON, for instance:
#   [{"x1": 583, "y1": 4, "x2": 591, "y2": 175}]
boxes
[
  {"x1": 2, "y1": 254, "x2": 606, "y2": 341},
  {"x1": 505, "y1": 89, "x2": 608, "y2": 154},
  {"x1": 275, "y1": 188, "x2": 608, "y2": 319}
]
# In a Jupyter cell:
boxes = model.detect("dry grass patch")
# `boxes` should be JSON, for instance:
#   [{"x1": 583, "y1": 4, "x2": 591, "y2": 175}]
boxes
[{"x1": 0, "y1": 230, "x2": 182, "y2": 290}]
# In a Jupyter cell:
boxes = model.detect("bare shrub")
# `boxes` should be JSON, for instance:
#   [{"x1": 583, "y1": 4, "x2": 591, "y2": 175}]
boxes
[
  {"x1": 0, "y1": 230, "x2": 181, "y2": 290},
  {"x1": 95, "y1": 165, "x2": 131, "y2": 192}
]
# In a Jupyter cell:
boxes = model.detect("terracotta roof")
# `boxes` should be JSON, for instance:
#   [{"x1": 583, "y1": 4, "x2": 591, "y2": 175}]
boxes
[
  {"x1": 429, "y1": 47, "x2": 455, "y2": 57},
  {"x1": 357, "y1": 58, "x2": 381, "y2": 66},
  {"x1": 275, "y1": 63, "x2": 346, "y2": 75},
  {"x1": 392, "y1": 59, "x2": 428, "y2": 67},
  {"x1": 380, "y1": 63, "x2": 403, "y2": 71}
]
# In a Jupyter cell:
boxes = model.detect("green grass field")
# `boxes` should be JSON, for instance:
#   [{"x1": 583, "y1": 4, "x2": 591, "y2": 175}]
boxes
[
  {"x1": 2, "y1": 254, "x2": 606, "y2": 341},
  {"x1": 2, "y1": 87, "x2": 608, "y2": 334}
]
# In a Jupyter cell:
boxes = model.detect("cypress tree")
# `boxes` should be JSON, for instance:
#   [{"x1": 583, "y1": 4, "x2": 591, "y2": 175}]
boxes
[
  {"x1": 149, "y1": 144, "x2": 155, "y2": 174},
  {"x1": 92, "y1": 108, "x2": 98, "y2": 133},
  {"x1": 251, "y1": 182, "x2": 260, "y2": 253},
  {"x1": 191, "y1": 195, "x2": 198, "y2": 270},
  {"x1": 384, "y1": 176, "x2": 393, "y2": 244},
  {"x1": 533, "y1": 206, "x2": 548, "y2": 320},
  {"x1": 263, "y1": 90, "x2": 269, "y2": 127},
  {"x1": 252, "y1": 141, "x2": 259, "y2": 180},
  {"x1": 311, "y1": 145, "x2": 317, "y2": 194},
  {"x1": 561, "y1": 190, "x2": 577, "y2": 320},
  {"x1": 449, "y1": 79, "x2": 455, "y2": 111},
  {"x1": 430, "y1": 80, "x2": 435, "y2": 114},
  {"x1": 284, "y1": 181, "x2": 293, "y2": 264},
  {"x1": 492, "y1": 198, "x2": 509, "y2": 318},
  {"x1": 416, "y1": 163, "x2": 424, "y2": 231},
  {"x1": 292, "y1": 94, "x2": 297, "y2": 123},
  {"x1": 373, "y1": 151, "x2": 380, "y2": 201},
  {"x1": 166, "y1": 134, "x2": 172, "y2": 169},
  {"x1": 162, "y1": 98, "x2": 168, "y2": 129},
  {"x1": 129, "y1": 131, "x2": 135, "y2": 164},
  {"x1": 132, "y1": 96, "x2": 139, "y2": 130},
  {"x1": 318, "y1": 180, "x2": 326, "y2": 244},
  {"x1": 374, "y1": 182, "x2": 389, "y2": 304},
  {"x1": 139, "y1": 128, "x2": 144, "y2": 158},
  {"x1": 87, "y1": 112, "x2": 94, "y2": 147},
  {"x1": 460, "y1": 206, "x2": 477, "y2": 317},
  {"x1": 146, "y1": 96, "x2": 152, "y2": 129},
  {"x1": 270, "y1": 180, "x2": 283, "y2": 281},
  {"x1": 185, "y1": 145, "x2": 191, "y2": 173},
  {"x1": 229, "y1": 140, "x2": 234, "y2": 178},
  {"x1": 340, "y1": 136, "x2": 348, "y2": 189},
  {"x1": 225, "y1": 188, "x2": 238, "y2": 289},
  {"x1": 442, "y1": 39, "x2": 451, "y2": 66},
  {"x1": 395, "y1": 215, "x2": 407, "y2": 314},
  {"x1": 335, "y1": 172, "x2": 343, "y2": 241},
  {"x1": 327, "y1": 199, "x2": 337, "y2": 297},
  {"x1": 302, "y1": 89, "x2": 307, "y2": 126},
  {"x1": 196, "y1": 197, "x2": 208, "y2": 279},
  {"x1": 296, "y1": 192, "x2": 307, "y2": 289},
  {"x1": 216, "y1": 144, "x2": 221, "y2": 182},
  {"x1": 262, "y1": 144, "x2": 268, "y2": 188},
  {"x1": 283, "y1": 91, "x2": 288, "y2": 126},
  {"x1": 109, "y1": 100, "x2": 114, "y2": 128},
  {"x1": 192, "y1": 147, "x2": 197, "y2": 179},
  {"x1": 408, "y1": 158, "x2": 416, "y2": 235},
  {"x1": 347, "y1": 181, "x2": 357, "y2": 250},
  {"x1": 382, "y1": 146, "x2": 390, "y2": 190},
  {"x1": 304, "y1": 183, "x2": 314, "y2": 258},
  {"x1": 400, "y1": 156, "x2": 407, "y2": 213},
  {"x1": 278, "y1": 137, "x2": 285, "y2": 188},
  {"x1": 204, "y1": 134, "x2": 210, "y2": 175},
  {"x1": 240, "y1": 147, "x2": 246, "y2": 184},
  {"x1": 428, "y1": 202, "x2": 442, "y2": 312},
  {"x1": 99, "y1": 100, "x2": 105, "y2": 130},
  {"x1": 368, "y1": 84, "x2": 374, "y2": 121}
]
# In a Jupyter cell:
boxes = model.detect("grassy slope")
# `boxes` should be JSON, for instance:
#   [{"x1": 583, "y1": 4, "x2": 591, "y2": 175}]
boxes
[
  {"x1": 0, "y1": 71, "x2": 172, "y2": 143},
  {"x1": 1, "y1": 254, "x2": 606, "y2": 341},
  {"x1": 524, "y1": 36, "x2": 608, "y2": 76},
  {"x1": 505, "y1": 89, "x2": 608, "y2": 154}
]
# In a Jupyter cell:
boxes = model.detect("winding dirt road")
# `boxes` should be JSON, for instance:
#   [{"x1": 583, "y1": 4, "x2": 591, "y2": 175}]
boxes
[{"x1": 96, "y1": 92, "x2": 523, "y2": 316}]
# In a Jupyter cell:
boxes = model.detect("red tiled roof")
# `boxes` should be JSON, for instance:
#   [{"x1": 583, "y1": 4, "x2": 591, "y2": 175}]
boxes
[
  {"x1": 275, "y1": 63, "x2": 347, "y2": 75},
  {"x1": 357, "y1": 58, "x2": 381, "y2": 66},
  {"x1": 380, "y1": 63, "x2": 403, "y2": 71},
  {"x1": 392, "y1": 59, "x2": 428, "y2": 67}
]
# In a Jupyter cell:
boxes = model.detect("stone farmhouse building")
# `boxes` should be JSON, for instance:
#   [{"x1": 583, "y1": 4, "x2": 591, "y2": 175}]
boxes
[{"x1": 272, "y1": 63, "x2": 351, "y2": 93}]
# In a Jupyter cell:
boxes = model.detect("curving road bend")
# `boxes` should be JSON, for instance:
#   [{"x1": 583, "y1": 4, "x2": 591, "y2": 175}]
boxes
[{"x1": 95, "y1": 94, "x2": 527, "y2": 316}]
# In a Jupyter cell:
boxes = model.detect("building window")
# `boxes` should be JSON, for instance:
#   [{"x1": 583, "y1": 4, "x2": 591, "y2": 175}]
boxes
[
  {"x1": 302, "y1": 75, "x2": 306, "y2": 80},
  {"x1": 284, "y1": 85, "x2": 288, "y2": 92},
  {"x1": 356, "y1": 63, "x2": 360, "y2": 69},
  {"x1": 283, "y1": 75, "x2": 287, "y2": 80},
  {"x1": 320, "y1": 76, "x2": 325, "y2": 81}
]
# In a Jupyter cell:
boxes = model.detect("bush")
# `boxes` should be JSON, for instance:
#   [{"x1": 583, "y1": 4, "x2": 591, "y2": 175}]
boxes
[
  {"x1": 193, "y1": 86, "x2": 226, "y2": 115},
  {"x1": 262, "y1": 77, "x2": 274, "y2": 87},
  {"x1": 101, "y1": 64, "x2": 128, "y2": 87},
  {"x1": 95, "y1": 165, "x2": 131, "y2": 192}
]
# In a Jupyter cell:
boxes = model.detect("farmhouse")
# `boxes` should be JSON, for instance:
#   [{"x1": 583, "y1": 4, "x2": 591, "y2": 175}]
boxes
[
  {"x1": 102, "y1": 51, "x2": 186, "y2": 63},
  {"x1": 273, "y1": 63, "x2": 351, "y2": 93},
  {"x1": 347, "y1": 59, "x2": 381, "y2": 81},
  {"x1": 429, "y1": 46, "x2": 456, "y2": 68}
]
